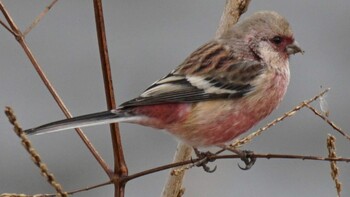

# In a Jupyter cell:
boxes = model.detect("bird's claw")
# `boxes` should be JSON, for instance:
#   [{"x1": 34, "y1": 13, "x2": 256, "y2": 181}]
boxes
[
  {"x1": 197, "y1": 161, "x2": 217, "y2": 173},
  {"x1": 221, "y1": 146, "x2": 256, "y2": 170},
  {"x1": 193, "y1": 148, "x2": 217, "y2": 173},
  {"x1": 237, "y1": 150, "x2": 256, "y2": 170}
]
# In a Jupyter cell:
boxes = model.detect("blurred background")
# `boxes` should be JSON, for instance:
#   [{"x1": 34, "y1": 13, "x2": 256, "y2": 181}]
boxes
[{"x1": 0, "y1": 0, "x2": 349, "y2": 196}]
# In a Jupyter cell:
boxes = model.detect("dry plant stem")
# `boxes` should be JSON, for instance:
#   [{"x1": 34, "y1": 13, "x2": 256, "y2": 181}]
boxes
[
  {"x1": 161, "y1": 143, "x2": 192, "y2": 197},
  {"x1": 0, "y1": 0, "x2": 112, "y2": 178},
  {"x1": 0, "y1": 19, "x2": 17, "y2": 36},
  {"x1": 327, "y1": 135, "x2": 342, "y2": 197},
  {"x1": 162, "y1": 1, "x2": 252, "y2": 196},
  {"x1": 215, "y1": 0, "x2": 251, "y2": 38},
  {"x1": 231, "y1": 88, "x2": 330, "y2": 148},
  {"x1": 4, "y1": 107, "x2": 67, "y2": 197},
  {"x1": 305, "y1": 103, "x2": 350, "y2": 141},
  {"x1": 46, "y1": 180, "x2": 113, "y2": 197},
  {"x1": 1, "y1": 180, "x2": 112, "y2": 197},
  {"x1": 22, "y1": 0, "x2": 59, "y2": 36},
  {"x1": 0, "y1": 194, "x2": 52, "y2": 197},
  {"x1": 93, "y1": 0, "x2": 128, "y2": 196}
]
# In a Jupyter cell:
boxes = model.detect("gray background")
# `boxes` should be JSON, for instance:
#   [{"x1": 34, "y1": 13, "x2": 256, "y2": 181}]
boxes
[{"x1": 0, "y1": 0, "x2": 349, "y2": 196}]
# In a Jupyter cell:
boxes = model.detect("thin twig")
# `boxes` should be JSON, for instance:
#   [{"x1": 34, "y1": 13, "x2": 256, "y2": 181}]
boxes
[
  {"x1": 0, "y1": 18, "x2": 17, "y2": 36},
  {"x1": 93, "y1": 1, "x2": 127, "y2": 197},
  {"x1": 231, "y1": 88, "x2": 330, "y2": 148},
  {"x1": 4, "y1": 107, "x2": 67, "y2": 197},
  {"x1": 1, "y1": 180, "x2": 113, "y2": 197},
  {"x1": 305, "y1": 103, "x2": 350, "y2": 141},
  {"x1": 0, "y1": 0, "x2": 113, "y2": 178},
  {"x1": 0, "y1": 0, "x2": 19, "y2": 33},
  {"x1": 0, "y1": 194, "x2": 52, "y2": 197},
  {"x1": 23, "y1": 0, "x2": 59, "y2": 37},
  {"x1": 63, "y1": 180, "x2": 113, "y2": 196},
  {"x1": 327, "y1": 135, "x2": 342, "y2": 197},
  {"x1": 124, "y1": 152, "x2": 350, "y2": 182}
]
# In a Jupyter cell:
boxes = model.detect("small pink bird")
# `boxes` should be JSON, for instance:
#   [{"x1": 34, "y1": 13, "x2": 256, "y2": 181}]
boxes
[{"x1": 25, "y1": 11, "x2": 303, "y2": 148}]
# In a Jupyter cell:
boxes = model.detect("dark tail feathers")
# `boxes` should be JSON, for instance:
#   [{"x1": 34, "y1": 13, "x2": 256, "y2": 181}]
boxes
[{"x1": 25, "y1": 109, "x2": 134, "y2": 135}]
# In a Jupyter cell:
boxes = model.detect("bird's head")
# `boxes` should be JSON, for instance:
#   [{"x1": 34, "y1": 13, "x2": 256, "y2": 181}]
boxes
[{"x1": 222, "y1": 11, "x2": 303, "y2": 62}]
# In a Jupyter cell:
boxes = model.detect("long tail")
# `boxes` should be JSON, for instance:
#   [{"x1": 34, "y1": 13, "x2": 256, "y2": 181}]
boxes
[{"x1": 24, "y1": 109, "x2": 136, "y2": 136}]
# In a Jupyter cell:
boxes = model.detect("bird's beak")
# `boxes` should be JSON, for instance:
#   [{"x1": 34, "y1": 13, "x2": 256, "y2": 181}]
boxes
[{"x1": 286, "y1": 41, "x2": 304, "y2": 55}]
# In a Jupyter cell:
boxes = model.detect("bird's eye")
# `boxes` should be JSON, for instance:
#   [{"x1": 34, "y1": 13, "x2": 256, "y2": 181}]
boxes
[{"x1": 271, "y1": 36, "x2": 283, "y2": 45}]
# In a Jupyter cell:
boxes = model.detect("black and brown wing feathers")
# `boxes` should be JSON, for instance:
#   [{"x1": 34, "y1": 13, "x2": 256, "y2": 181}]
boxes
[{"x1": 120, "y1": 41, "x2": 264, "y2": 108}]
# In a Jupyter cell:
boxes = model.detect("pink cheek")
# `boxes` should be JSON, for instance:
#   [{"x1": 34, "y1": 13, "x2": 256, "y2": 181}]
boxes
[
  {"x1": 278, "y1": 37, "x2": 294, "y2": 53},
  {"x1": 278, "y1": 41, "x2": 291, "y2": 57},
  {"x1": 280, "y1": 41, "x2": 289, "y2": 52}
]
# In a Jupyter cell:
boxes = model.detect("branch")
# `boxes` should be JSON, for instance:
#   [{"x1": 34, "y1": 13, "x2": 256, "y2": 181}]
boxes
[
  {"x1": 0, "y1": 0, "x2": 112, "y2": 178},
  {"x1": 0, "y1": 18, "x2": 17, "y2": 36},
  {"x1": 1, "y1": 180, "x2": 112, "y2": 197},
  {"x1": 215, "y1": 0, "x2": 251, "y2": 38},
  {"x1": 93, "y1": 0, "x2": 128, "y2": 196},
  {"x1": 124, "y1": 152, "x2": 350, "y2": 183},
  {"x1": 161, "y1": 143, "x2": 192, "y2": 197},
  {"x1": 22, "y1": 0, "x2": 59, "y2": 36},
  {"x1": 305, "y1": 103, "x2": 350, "y2": 141}
]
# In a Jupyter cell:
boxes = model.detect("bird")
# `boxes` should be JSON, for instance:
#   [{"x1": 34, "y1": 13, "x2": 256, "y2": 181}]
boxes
[{"x1": 25, "y1": 11, "x2": 303, "y2": 148}]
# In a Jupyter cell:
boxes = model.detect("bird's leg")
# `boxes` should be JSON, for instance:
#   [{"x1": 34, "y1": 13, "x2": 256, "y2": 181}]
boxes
[
  {"x1": 193, "y1": 148, "x2": 217, "y2": 173},
  {"x1": 222, "y1": 146, "x2": 256, "y2": 170}
]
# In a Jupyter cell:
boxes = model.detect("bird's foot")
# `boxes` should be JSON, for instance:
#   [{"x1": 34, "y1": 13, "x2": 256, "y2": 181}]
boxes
[
  {"x1": 193, "y1": 148, "x2": 217, "y2": 173},
  {"x1": 224, "y1": 147, "x2": 256, "y2": 170},
  {"x1": 237, "y1": 150, "x2": 256, "y2": 170}
]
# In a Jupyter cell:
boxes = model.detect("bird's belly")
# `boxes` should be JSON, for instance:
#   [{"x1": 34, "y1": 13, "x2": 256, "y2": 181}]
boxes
[
  {"x1": 166, "y1": 100, "x2": 261, "y2": 147},
  {"x1": 168, "y1": 75, "x2": 289, "y2": 147},
  {"x1": 132, "y1": 73, "x2": 288, "y2": 147}
]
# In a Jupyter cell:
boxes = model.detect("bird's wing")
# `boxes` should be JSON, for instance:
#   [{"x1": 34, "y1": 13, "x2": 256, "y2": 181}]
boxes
[{"x1": 120, "y1": 41, "x2": 265, "y2": 108}]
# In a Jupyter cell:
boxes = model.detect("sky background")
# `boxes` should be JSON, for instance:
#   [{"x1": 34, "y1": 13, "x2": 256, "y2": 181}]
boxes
[{"x1": 0, "y1": 0, "x2": 350, "y2": 196}]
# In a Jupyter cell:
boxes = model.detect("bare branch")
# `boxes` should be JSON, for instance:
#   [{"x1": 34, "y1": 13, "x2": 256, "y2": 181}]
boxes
[
  {"x1": 0, "y1": 0, "x2": 113, "y2": 178},
  {"x1": 23, "y1": 0, "x2": 59, "y2": 37},
  {"x1": 305, "y1": 103, "x2": 350, "y2": 141},
  {"x1": 1, "y1": 180, "x2": 112, "y2": 197},
  {"x1": 93, "y1": 1, "x2": 127, "y2": 196},
  {"x1": 125, "y1": 152, "x2": 350, "y2": 183},
  {"x1": 0, "y1": 18, "x2": 17, "y2": 36},
  {"x1": 0, "y1": 0, "x2": 21, "y2": 33}
]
